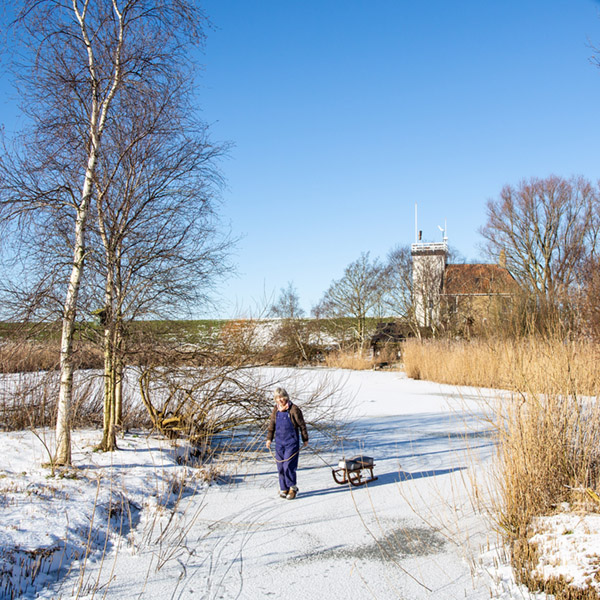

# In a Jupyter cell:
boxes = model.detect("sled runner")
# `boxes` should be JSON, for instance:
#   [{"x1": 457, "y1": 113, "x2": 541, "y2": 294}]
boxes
[{"x1": 332, "y1": 455, "x2": 377, "y2": 486}]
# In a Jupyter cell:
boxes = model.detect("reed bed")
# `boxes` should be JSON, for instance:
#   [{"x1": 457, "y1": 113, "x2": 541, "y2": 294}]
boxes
[
  {"x1": 324, "y1": 350, "x2": 375, "y2": 370},
  {"x1": 0, "y1": 340, "x2": 103, "y2": 373},
  {"x1": 491, "y1": 376, "x2": 600, "y2": 598},
  {"x1": 403, "y1": 337, "x2": 600, "y2": 598},
  {"x1": 402, "y1": 337, "x2": 600, "y2": 394}
]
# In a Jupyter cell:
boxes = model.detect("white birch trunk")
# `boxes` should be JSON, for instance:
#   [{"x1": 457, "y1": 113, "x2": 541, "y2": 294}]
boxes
[
  {"x1": 55, "y1": 1, "x2": 124, "y2": 465},
  {"x1": 55, "y1": 183, "x2": 93, "y2": 465}
]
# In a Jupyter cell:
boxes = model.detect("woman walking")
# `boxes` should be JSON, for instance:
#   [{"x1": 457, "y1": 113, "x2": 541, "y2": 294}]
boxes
[{"x1": 266, "y1": 387, "x2": 308, "y2": 499}]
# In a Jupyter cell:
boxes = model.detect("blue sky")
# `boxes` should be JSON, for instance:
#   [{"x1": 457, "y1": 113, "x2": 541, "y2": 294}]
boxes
[
  {"x1": 193, "y1": 0, "x2": 600, "y2": 317},
  {"x1": 2, "y1": 1, "x2": 600, "y2": 318}
]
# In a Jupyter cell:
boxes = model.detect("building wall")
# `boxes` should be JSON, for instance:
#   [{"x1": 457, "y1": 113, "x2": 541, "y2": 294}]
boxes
[
  {"x1": 411, "y1": 242, "x2": 448, "y2": 328},
  {"x1": 441, "y1": 293, "x2": 513, "y2": 336}
]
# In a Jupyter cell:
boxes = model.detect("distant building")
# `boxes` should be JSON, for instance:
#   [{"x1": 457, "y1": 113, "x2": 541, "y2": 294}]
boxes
[
  {"x1": 411, "y1": 241, "x2": 448, "y2": 328},
  {"x1": 411, "y1": 239, "x2": 518, "y2": 331}
]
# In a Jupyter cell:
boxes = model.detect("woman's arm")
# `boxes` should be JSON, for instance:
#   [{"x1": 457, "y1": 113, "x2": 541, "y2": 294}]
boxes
[{"x1": 266, "y1": 406, "x2": 277, "y2": 447}]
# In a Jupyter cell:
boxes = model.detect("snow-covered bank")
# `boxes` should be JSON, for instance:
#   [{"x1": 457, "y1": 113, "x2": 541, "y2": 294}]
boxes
[
  {"x1": 0, "y1": 431, "x2": 210, "y2": 599},
  {"x1": 0, "y1": 368, "x2": 554, "y2": 598}
]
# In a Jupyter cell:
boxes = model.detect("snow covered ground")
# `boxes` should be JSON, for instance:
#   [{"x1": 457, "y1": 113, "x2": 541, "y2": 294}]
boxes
[{"x1": 0, "y1": 367, "x2": 583, "y2": 599}]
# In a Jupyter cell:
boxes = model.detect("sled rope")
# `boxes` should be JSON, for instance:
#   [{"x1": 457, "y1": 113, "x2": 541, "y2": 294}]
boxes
[
  {"x1": 269, "y1": 444, "x2": 338, "y2": 468},
  {"x1": 306, "y1": 445, "x2": 336, "y2": 469},
  {"x1": 268, "y1": 447, "x2": 301, "y2": 463}
]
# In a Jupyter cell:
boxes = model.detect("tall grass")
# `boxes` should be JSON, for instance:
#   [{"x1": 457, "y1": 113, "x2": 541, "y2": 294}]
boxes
[
  {"x1": 404, "y1": 337, "x2": 600, "y2": 598},
  {"x1": 324, "y1": 350, "x2": 375, "y2": 370},
  {"x1": 402, "y1": 337, "x2": 600, "y2": 394},
  {"x1": 493, "y1": 391, "x2": 600, "y2": 532},
  {"x1": 491, "y1": 376, "x2": 600, "y2": 598},
  {"x1": 0, "y1": 340, "x2": 103, "y2": 373}
]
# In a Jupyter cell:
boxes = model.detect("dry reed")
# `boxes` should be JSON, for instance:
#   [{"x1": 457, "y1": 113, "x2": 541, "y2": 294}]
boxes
[
  {"x1": 324, "y1": 350, "x2": 375, "y2": 370},
  {"x1": 0, "y1": 340, "x2": 103, "y2": 373},
  {"x1": 402, "y1": 337, "x2": 600, "y2": 394},
  {"x1": 490, "y1": 383, "x2": 600, "y2": 598},
  {"x1": 403, "y1": 337, "x2": 600, "y2": 598}
]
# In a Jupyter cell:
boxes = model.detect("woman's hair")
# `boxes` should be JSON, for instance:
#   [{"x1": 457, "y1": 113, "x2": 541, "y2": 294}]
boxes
[{"x1": 274, "y1": 387, "x2": 289, "y2": 403}]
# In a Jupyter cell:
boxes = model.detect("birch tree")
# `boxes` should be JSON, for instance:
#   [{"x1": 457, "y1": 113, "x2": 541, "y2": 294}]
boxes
[
  {"x1": 269, "y1": 282, "x2": 312, "y2": 363},
  {"x1": 0, "y1": 1, "x2": 207, "y2": 464},
  {"x1": 91, "y1": 96, "x2": 229, "y2": 451}
]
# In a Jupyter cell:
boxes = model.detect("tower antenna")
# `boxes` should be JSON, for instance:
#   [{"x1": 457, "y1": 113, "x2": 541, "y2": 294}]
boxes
[{"x1": 437, "y1": 219, "x2": 448, "y2": 243}]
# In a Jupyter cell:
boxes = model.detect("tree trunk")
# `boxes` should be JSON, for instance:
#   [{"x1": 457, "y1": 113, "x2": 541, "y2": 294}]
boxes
[
  {"x1": 115, "y1": 324, "x2": 124, "y2": 426},
  {"x1": 100, "y1": 320, "x2": 118, "y2": 451},
  {"x1": 55, "y1": 322, "x2": 74, "y2": 465},
  {"x1": 100, "y1": 316, "x2": 124, "y2": 451},
  {"x1": 55, "y1": 206, "x2": 89, "y2": 465},
  {"x1": 56, "y1": 137, "x2": 98, "y2": 464}
]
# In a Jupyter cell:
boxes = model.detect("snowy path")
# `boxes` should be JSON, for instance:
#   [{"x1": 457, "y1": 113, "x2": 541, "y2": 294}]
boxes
[
  {"x1": 159, "y1": 411, "x2": 496, "y2": 600},
  {"x1": 21, "y1": 369, "x2": 510, "y2": 599}
]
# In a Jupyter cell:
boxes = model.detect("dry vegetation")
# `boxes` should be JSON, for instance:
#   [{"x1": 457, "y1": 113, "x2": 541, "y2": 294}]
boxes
[
  {"x1": 0, "y1": 340, "x2": 103, "y2": 373},
  {"x1": 0, "y1": 323, "x2": 348, "y2": 460},
  {"x1": 324, "y1": 350, "x2": 376, "y2": 370},
  {"x1": 403, "y1": 336, "x2": 600, "y2": 598},
  {"x1": 323, "y1": 346, "x2": 401, "y2": 371},
  {"x1": 402, "y1": 337, "x2": 600, "y2": 394},
  {"x1": 492, "y1": 379, "x2": 600, "y2": 598}
]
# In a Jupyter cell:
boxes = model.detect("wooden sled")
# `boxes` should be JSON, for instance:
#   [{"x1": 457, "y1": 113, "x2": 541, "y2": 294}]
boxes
[{"x1": 332, "y1": 455, "x2": 377, "y2": 487}]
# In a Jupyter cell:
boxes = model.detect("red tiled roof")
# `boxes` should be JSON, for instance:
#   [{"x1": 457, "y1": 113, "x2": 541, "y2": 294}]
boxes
[{"x1": 443, "y1": 264, "x2": 518, "y2": 295}]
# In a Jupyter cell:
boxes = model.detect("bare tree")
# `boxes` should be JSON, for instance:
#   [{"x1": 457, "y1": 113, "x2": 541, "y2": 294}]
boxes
[
  {"x1": 0, "y1": 1, "x2": 208, "y2": 464},
  {"x1": 137, "y1": 331, "x2": 349, "y2": 459},
  {"x1": 313, "y1": 252, "x2": 387, "y2": 352},
  {"x1": 383, "y1": 244, "x2": 466, "y2": 337},
  {"x1": 576, "y1": 254, "x2": 600, "y2": 340},
  {"x1": 269, "y1": 282, "x2": 312, "y2": 363},
  {"x1": 91, "y1": 98, "x2": 230, "y2": 451},
  {"x1": 480, "y1": 176, "x2": 597, "y2": 308},
  {"x1": 270, "y1": 282, "x2": 305, "y2": 321},
  {"x1": 384, "y1": 245, "x2": 414, "y2": 321}
]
